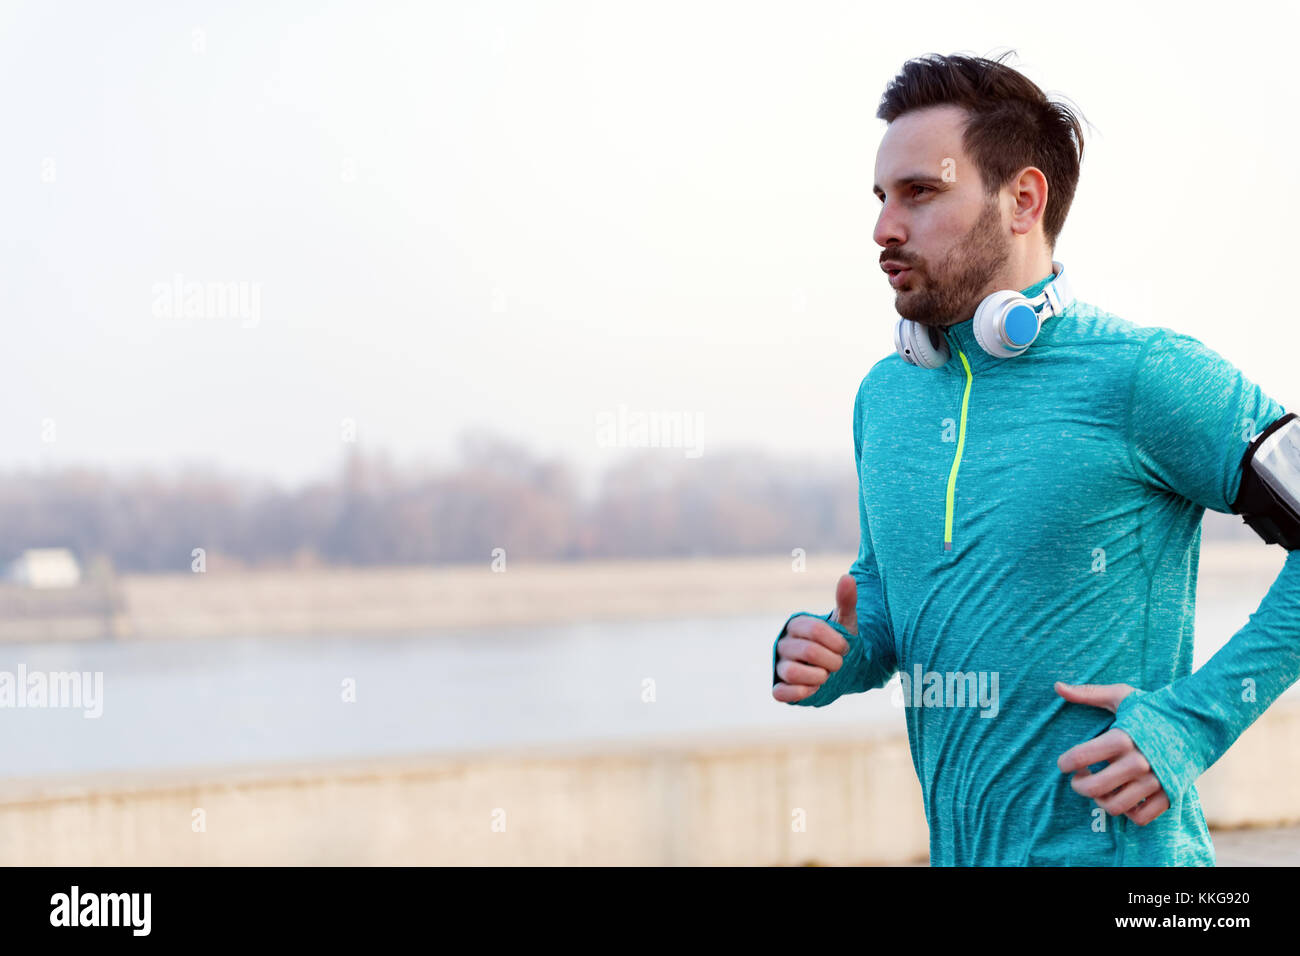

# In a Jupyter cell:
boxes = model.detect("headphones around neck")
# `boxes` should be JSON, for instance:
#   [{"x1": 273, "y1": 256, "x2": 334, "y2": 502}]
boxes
[{"x1": 892, "y1": 260, "x2": 1074, "y2": 369}]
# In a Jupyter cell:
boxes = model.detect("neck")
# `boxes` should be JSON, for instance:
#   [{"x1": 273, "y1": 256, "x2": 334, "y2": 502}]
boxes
[{"x1": 996, "y1": 246, "x2": 1055, "y2": 297}]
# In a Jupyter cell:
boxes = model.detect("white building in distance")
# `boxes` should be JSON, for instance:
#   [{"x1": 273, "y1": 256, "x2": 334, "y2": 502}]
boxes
[{"x1": 4, "y1": 549, "x2": 83, "y2": 589}]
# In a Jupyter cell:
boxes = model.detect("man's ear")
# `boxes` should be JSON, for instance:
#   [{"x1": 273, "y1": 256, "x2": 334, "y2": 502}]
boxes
[{"x1": 1009, "y1": 166, "x2": 1049, "y2": 238}]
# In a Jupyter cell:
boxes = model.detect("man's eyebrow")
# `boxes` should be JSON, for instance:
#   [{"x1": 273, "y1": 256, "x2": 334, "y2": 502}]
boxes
[{"x1": 873, "y1": 174, "x2": 947, "y2": 198}]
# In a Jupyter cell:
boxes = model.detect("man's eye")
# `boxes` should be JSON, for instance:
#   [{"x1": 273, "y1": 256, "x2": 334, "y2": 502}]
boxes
[{"x1": 911, "y1": 185, "x2": 933, "y2": 197}]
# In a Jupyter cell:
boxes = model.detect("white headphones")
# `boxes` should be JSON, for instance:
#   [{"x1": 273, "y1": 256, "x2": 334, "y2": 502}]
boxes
[{"x1": 892, "y1": 260, "x2": 1074, "y2": 369}]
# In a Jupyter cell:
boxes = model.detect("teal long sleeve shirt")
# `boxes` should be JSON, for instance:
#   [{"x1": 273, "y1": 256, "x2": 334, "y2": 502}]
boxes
[{"x1": 773, "y1": 275, "x2": 1299, "y2": 865}]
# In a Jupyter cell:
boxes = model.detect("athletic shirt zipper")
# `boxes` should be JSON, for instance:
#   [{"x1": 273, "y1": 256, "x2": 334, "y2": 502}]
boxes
[{"x1": 944, "y1": 345, "x2": 974, "y2": 552}]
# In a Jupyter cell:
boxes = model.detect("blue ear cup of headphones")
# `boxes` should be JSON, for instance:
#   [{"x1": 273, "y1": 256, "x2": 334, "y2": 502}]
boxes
[
  {"x1": 972, "y1": 290, "x2": 1047, "y2": 359},
  {"x1": 893, "y1": 260, "x2": 1073, "y2": 369}
]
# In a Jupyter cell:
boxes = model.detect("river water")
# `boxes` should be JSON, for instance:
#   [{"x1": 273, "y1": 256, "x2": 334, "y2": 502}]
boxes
[{"x1": 0, "y1": 593, "x2": 1290, "y2": 779}]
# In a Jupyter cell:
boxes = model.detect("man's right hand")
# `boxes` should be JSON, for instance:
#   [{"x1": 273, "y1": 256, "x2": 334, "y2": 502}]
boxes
[{"x1": 772, "y1": 574, "x2": 858, "y2": 703}]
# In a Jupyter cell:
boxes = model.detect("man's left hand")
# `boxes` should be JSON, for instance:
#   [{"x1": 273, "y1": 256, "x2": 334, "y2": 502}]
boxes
[{"x1": 1054, "y1": 681, "x2": 1170, "y2": 826}]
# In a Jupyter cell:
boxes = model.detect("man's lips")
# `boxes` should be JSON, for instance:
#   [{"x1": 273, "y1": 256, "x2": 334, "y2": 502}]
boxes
[{"x1": 882, "y1": 261, "x2": 913, "y2": 287}]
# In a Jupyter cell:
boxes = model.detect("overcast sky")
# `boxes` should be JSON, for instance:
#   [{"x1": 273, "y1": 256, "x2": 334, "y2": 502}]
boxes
[{"x1": 3, "y1": 0, "x2": 1297, "y2": 492}]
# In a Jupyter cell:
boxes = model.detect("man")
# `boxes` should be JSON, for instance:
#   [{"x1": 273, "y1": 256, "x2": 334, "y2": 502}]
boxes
[{"x1": 771, "y1": 51, "x2": 1300, "y2": 866}]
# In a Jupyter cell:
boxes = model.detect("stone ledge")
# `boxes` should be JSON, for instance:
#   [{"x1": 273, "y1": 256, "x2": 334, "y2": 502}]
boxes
[{"x1": 2, "y1": 698, "x2": 1297, "y2": 865}]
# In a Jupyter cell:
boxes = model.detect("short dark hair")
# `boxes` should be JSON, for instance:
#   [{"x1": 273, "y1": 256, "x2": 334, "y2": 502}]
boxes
[{"x1": 876, "y1": 51, "x2": 1087, "y2": 250}]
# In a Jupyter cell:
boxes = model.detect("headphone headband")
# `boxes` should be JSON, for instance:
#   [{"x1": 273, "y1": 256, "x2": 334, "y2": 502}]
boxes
[{"x1": 1034, "y1": 261, "x2": 1073, "y2": 320}]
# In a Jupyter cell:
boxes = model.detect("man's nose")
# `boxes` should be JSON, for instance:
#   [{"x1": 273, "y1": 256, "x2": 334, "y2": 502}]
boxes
[{"x1": 873, "y1": 201, "x2": 906, "y2": 249}]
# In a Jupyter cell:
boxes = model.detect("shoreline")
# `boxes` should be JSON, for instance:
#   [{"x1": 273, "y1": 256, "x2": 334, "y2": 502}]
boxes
[{"x1": 0, "y1": 541, "x2": 1285, "y2": 642}]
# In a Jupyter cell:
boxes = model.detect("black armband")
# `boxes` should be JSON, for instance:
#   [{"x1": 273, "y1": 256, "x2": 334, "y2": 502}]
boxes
[{"x1": 1231, "y1": 412, "x2": 1300, "y2": 550}]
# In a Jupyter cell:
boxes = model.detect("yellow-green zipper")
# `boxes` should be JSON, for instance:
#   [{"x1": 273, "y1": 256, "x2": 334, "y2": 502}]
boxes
[{"x1": 944, "y1": 348, "x2": 973, "y2": 551}]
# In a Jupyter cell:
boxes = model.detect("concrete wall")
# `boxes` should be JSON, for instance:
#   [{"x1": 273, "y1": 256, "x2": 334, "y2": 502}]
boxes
[{"x1": 4, "y1": 699, "x2": 1299, "y2": 866}]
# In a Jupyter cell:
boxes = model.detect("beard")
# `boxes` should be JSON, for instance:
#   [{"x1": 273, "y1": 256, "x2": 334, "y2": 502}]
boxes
[{"x1": 892, "y1": 196, "x2": 1010, "y2": 328}]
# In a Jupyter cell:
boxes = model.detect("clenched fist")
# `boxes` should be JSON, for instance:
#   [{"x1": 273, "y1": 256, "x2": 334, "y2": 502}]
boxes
[{"x1": 772, "y1": 574, "x2": 858, "y2": 704}]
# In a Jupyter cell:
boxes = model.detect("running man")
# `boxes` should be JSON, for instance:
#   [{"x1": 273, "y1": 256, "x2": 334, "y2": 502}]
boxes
[{"x1": 772, "y1": 51, "x2": 1300, "y2": 866}]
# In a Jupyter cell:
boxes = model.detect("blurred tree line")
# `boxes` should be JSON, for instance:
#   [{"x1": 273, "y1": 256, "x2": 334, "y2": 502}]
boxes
[
  {"x1": 0, "y1": 431, "x2": 864, "y2": 572},
  {"x1": 0, "y1": 429, "x2": 1257, "y2": 573}
]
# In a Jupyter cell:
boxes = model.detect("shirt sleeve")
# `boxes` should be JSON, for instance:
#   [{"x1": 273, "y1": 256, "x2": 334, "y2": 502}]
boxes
[
  {"x1": 1125, "y1": 330, "x2": 1286, "y2": 512},
  {"x1": 773, "y1": 375, "x2": 899, "y2": 707},
  {"x1": 1111, "y1": 329, "x2": 1300, "y2": 802}
]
